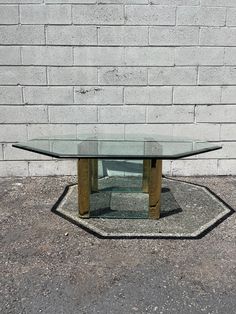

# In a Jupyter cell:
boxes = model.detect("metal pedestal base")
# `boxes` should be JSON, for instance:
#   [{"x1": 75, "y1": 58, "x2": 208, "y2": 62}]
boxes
[{"x1": 77, "y1": 159, "x2": 162, "y2": 219}]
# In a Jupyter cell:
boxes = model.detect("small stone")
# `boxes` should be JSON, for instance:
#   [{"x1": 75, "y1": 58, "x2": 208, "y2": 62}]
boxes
[
  {"x1": 132, "y1": 307, "x2": 139, "y2": 311},
  {"x1": 64, "y1": 232, "x2": 69, "y2": 236}
]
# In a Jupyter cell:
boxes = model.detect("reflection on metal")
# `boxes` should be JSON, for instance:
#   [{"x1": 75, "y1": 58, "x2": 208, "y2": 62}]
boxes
[
  {"x1": 142, "y1": 159, "x2": 151, "y2": 193},
  {"x1": 90, "y1": 159, "x2": 98, "y2": 192},
  {"x1": 149, "y1": 159, "x2": 162, "y2": 219}
]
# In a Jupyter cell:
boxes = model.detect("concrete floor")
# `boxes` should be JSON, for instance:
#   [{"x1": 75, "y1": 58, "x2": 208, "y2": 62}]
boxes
[{"x1": 0, "y1": 176, "x2": 235, "y2": 314}]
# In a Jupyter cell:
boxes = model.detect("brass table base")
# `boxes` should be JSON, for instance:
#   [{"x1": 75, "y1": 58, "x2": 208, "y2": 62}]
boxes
[{"x1": 77, "y1": 159, "x2": 162, "y2": 219}]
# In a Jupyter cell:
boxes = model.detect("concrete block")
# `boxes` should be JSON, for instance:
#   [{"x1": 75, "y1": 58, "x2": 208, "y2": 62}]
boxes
[
  {"x1": 73, "y1": 5, "x2": 124, "y2": 25},
  {"x1": 24, "y1": 87, "x2": 74, "y2": 104},
  {"x1": 125, "y1": 5, "x2": 175, "y2": 25},
  {"x1": 0, "y1": 0, "x2": 41, "y2": 2},
  {"x1": 174, "y1": 86, "x2": 221, "y2": 104},
  {"x1": 28, "y1": 160, "x2": 76, "y2": 176},
  {"x1": 0, "y1": 161, "x2": 28, "y2": 177},
  {"x1": 102, "y1": 160, "x2": 142, "y2": 177},
  {"x1": 27, "y1": 124, "x2": 77, "y2": 139},
  {"x1": 201, "y1": 0, "x2": 236, "y2": 7},
  {"x1": 0, "y1": 66, "x2": 46, "y2": 85},
  {"x1": 149, "y1": 67, "x2": 197, "y2": 85},
  {"x1": 199, "y1": 67, "x2": 236, "y2": 85},
  {"x1": 20, "y1": 5, "x2": 71, "y2": 24},
  {"x1": 177, "y1": 6, "x2": 225, "y2": 26},
  {"x1": 124, "y1": 87, "x2": 172, "y2": 105},
  {"x1": 46, "y1": 0, "x2": 95, "y2": 3},
  {"x1": 74, "y1": 86, "x2": 123, "y2": 104},
  {"x1": 226, "y1": 8, "x2": 236, "y2": 26},
  {"x1": 99, "y1": 1, "x2": 148, "y2": 3},
  {"x1": 0, "y1": 5, "x2": 18, "y2": 24},
  {"x1": 196, "y1": 105, "x2": 236, "y2": 123},
  {"x1": 0, "y1": 125, "x2": 28, "y2": 142},
  {"x1": 175, "y1": 47, "x2": 224, "y2": 66},
  {"x1": 125, "y1": 123, "x2": 173, "y2": 137},
  {"x1": 0, "y1": 25, "x2": 45, "y2": 45},
  {"x1": 172, "y1": 159, "x2": 218, "y2": 176},
  {"x1": 197, "y1": 142, "x2": 236, "y2": 159},
  {"x1": 4, "y1": 144, "x2": 50, "y2": 160},
  {"x1": 74, "y1": 47, "x2": 124, "y2": 66},
  {"x1": 49, "y1": 106, "x2": 98, "y2": 123},
  {"x1": 22, "y1": 46, "x2": 73, "y2": 65},
  {"x1": 125, "y1": 0, "x2": 149, "y2": 4},
  {"x1": 0, "y1": 47, "x2": 21, "y2": 65},
  {"x1": 46, "y1": 26, "x2": 97, "y2": 45},
  {"x1": 173, "y1": 123, "x2": 221, "y2": 141},
  {"x1": 225, "y1": 48, "x2": 236, "y2": 65},
  {"x1": 48, "y1": 67, "x2": 97, "y2": 85},
  {"x1": 98, "y1": 106, "x2": 146, "y2": 123},
  {"x1": 0, "y1": 145, "x2": 3, "y2": 160},
  {"x1": 98, "y1": 67, "x2": 147, "y2": 85},
  {"x1": 221, "y1": 87, "x2": 236, "y2": 104},
  {"x1": 0, "y1": 87, "x2": 22, "y2": 104},
  {"x1": 98, "y1": 26, "x2": 148, "y2": 46},
  {"x1": 0, "y1": 106, "x2": 48, "y2": 123},
  {"x1": 150, "y1": 26, "x2": 199, "y2": 46},
  {"x1": 200, "y1": 28, "x2": 236, "y2": 46},
  {"x1": 162, "y1": 160, "x2": 172, "y2": 176},
  {"x1": 220, "y1": 125, "x2": 236, "y2": 141},
  {"x1": 125, "y1": 47, "x2": 174, "y2": 66},
  {"x1": 151, "y1": 0, "x2": 199, "y2": 4},
  {"x1": 77, "y1": 123, "x2": 125, "y2": 135},
  {"x1": 147, "y1": 105, "x2": 194, "y2": 123},
  {"x1": 125, "y1": 0, "x2": 148, "y2": 2},
  {"x1": 109, "y1": 159, "x2": 172, "y2": 176},
  {"x1": 218, "y1": 160, "x2": 236, "y2": 175}
]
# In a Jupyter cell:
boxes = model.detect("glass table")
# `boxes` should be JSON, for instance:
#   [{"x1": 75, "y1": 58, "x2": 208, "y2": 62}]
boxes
[{"x1": 13, "y1": 134, "x2": 222, "y2": 220}]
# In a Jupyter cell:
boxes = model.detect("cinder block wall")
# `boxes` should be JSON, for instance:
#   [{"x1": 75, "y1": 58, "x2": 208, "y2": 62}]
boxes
[{"x1": 0, "y1": 0, "x2": 236, "y2": 176}]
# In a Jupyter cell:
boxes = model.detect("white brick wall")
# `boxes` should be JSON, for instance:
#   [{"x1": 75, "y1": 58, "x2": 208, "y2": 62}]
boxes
[
  {"x1": 73, "y1": 5, "x2": 124, "y2": 25},
  {"x1": 0, "y1": 1, "x2": 235, "y2": 176},
  {"x1": 22, "y1": 47, "x2": 73, "y2": 66},
  {"x1": 20, "y1": 5, "x2": 71, "y2": 24},
  {"x1": 0, "y1": 106, "x2": 48, "y2": 123},
  {"x1": 24, "y1": 87, "x2": 74, "y2": 104},
  {"x1": 0, "y1": 6, "x2": 18, "y2": 24},
  {"x1": 75, "y1": 86, "x2": 123, "y2": 104},
  {"x1": 46, "y1": 26, "x2": 97, "y2": 45},
  {"x1": 177, "y1": 7, "x2": 226, "y2": 26},
  {"x1": 0, "y1": 26, "x2": 45, "y2": 44}
]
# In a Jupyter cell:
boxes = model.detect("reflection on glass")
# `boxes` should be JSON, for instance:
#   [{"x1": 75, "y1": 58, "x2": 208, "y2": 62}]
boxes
[{"x1": 13, "y1": 133, "x2": 221, "y2": 159}]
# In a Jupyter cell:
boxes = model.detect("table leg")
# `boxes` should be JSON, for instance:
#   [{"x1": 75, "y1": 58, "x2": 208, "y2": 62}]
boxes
[
  {"x1": 142, "y1": 159, "x2": 151, "y2": 193},
  {"x1": 90, "y1": 159, "x2": 98, "y2": 192},
  {"x1": 149, "y1": 159, "x2": 162, "y2": 219},
  {"x1": 78, "y1": 159, "x2": 90, "y2": 218}
]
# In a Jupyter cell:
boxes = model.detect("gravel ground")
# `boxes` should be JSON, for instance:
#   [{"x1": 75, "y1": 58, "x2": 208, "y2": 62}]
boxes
[{"x1": 0, "y1": 176, "x2": 235, "y2": 314}]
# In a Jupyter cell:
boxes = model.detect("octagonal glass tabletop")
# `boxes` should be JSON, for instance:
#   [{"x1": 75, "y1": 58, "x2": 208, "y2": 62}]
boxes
[{"x1": 13, "y1": 133, "x2": 222, "y2": 159}]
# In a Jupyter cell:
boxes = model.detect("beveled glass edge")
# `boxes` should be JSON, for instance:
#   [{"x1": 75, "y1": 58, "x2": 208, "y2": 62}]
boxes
[{"x1": 12, "y1": 143, "x2": 222, "y2": 160}]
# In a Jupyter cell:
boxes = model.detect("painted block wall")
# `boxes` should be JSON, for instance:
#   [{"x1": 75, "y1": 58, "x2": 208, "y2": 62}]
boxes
[{"x1": 0, "y1": 0, "x2": 236, "y2": 176}]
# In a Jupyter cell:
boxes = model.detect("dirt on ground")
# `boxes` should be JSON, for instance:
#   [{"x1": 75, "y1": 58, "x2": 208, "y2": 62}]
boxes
[{"x1": 0, "y1": 176, "x2": 235, "y2": 314}]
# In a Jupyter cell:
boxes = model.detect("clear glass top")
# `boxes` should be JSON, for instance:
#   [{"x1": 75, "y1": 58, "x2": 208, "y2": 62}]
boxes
[{"x1": 13, "y1": 133, "x2": 221, "y2": 159}]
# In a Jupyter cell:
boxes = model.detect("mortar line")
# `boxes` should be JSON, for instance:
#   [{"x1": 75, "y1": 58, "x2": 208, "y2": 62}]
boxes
[
  {"x1": 17, "y1": 4, "x2": 20, "y2": 25},
  {"x1": 21, "y1": 86, "x2": 25, "y2": 104}
]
